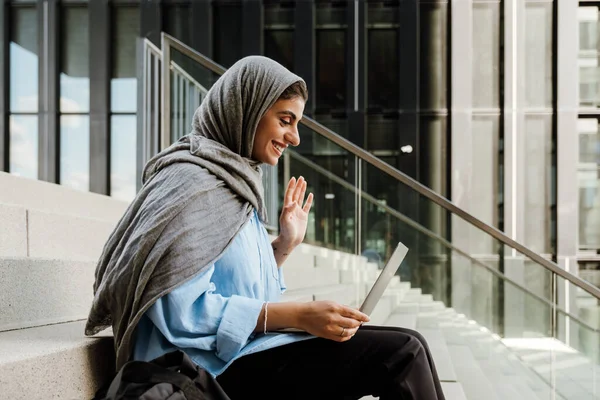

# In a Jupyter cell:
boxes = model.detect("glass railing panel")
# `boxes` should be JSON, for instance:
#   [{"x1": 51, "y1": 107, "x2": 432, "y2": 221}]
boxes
[
  {"x1": 554, "y1": 306, "x2": 600, "y2": 399},
  {"x1": 156, "y1": 38, "x2": 600, "y2": 371},
  {"x1": 555, "y1": 275, "x2": 600, "y2": 396},
  {"x1": 283, "y1": 141, "x2": 357, "y2": 254}
]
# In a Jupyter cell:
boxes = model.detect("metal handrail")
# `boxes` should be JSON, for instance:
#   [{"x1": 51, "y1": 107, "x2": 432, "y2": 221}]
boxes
[
  {"x1": 288, "y1": 150, "x2": 600, "y2": 333},
  {"x1": 159, "y1": 32, "x2": 600, "y2": 300}
]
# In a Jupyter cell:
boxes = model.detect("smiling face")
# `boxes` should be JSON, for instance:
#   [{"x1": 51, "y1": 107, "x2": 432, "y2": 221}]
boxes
[{"x1": 251, "y1": 96, "x2": 305, "y2": 166}]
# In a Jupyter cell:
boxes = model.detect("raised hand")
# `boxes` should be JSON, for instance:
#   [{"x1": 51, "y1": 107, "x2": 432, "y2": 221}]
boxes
[{"x1": 278, "y1": 176, "x2": 313, "y2": 248}]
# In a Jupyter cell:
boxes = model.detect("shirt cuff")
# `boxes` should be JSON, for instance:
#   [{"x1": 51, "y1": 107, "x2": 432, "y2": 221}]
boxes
[{"x1": 216, "y1": 295, "x2": 264, "y2": 362}]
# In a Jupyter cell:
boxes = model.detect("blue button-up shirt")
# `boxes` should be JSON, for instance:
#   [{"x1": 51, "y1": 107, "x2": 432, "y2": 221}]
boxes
[{"x1": 133, "y1": 210, "x2": 313, "y2": 377}]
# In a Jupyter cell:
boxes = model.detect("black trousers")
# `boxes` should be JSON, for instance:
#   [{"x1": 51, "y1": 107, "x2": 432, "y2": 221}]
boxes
[{"x1": 217, "y1": 325, "x2": 446, "y2": 400}]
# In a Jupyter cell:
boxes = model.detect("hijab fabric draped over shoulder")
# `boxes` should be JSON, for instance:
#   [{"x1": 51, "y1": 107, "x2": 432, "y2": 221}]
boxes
[{"x1": 85, "y1": 56, "x2": 306, "y2": 369}]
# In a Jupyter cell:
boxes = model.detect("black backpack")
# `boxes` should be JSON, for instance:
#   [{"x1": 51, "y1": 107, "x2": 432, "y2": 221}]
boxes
[{"x1": 93, "y1": 350, "x2": 231, "y2": 400}]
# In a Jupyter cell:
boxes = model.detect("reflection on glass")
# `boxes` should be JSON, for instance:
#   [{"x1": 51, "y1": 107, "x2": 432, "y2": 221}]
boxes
[
  {"x1": 60, "y1": 7, "x2": 90, "y2": 113},
  {"x1": 316, "y1": 30, "x2": 346, "y2": 112},
  {"x1": 470, "y1": 116, "x2": 499, "y2": 251},
  {"x1": 580, "y1": 7, "x2": 598, "y2": 51},
  {"x1": 9, "y1": 115, "x2": 38, "y2": 179},
  {"x1": 368, "y1": 29, "x2": 398, "y2": 111},
  {"x1": 579, "y1": 67, "x2": 600, "y2": 107},
  {"x1": 366, "y1": 116, "x2": 399, "y2": 151},
  {"x1": 578, "y1": 119, "x2": 600, "y2": 249},
  {"x1": 213, "y1": 2, "x2": 242, "y2": 68},
  {"x1": 164, "y1": 5, "x2": 191, "y2": 45},
  {"x1": 524, "y1": 115, "x2": 552, "y2": 254},
  {"x1": 111, "y1": 115, "x2": 137, "y2": 202},
  {"x1": 473, "y1": 2, "x2": 500, "y2": 109},
  {"x1": 579, "y1": 7, "x2": 600, "y2": 108},
  {"x1": 112, "y1": 7, "x2": 139, "y2": 113},
  {"x1": 525, "y1": 2, "x2": 554, "y2": 108},
  {"x1": 60, "y1": 115, "x2": 90, "y2": 192},
  {"x1": 264, "y1": 30, "x2": 294, "y2": 72},
  {"x1": 264, "y1": 1, "x2": 294, "y2": 26},
  {"x1": 10, "y1": 7, "x2": 38, "y2": 112}
]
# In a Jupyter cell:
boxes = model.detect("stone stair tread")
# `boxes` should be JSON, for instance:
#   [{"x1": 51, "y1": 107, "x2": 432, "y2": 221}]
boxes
[
  {"x1": 417, "y1": 328, "x2": 458, "y2": 383},
  {"x1": 447, "y1": 344, "x2": 499, "y2": 400},
  {"x1": 384, "y1": 312, "x2": 417, "y2": 330},
  {"x1": 281, "y1": 283, "x2": 355, "y2": 297},
  {"x1": 0, "y1": 257, "x2": 96, "y2": 332},
  {"x1": 441, "y1": 382, "x2": 467, "y2": 400},
  {"x1": 0, "y1": 320, "x2": 112, "y2": 364},
  {"x1": 0, "y1": 320, "x2": 114, "y2": 399}
]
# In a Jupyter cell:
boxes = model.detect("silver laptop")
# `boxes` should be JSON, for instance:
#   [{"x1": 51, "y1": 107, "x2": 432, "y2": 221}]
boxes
[
  {"x1": 359, "y1": 241, "x2": 408, "y2": 316},
  {"x1": 276, "y1": 241, "x2": 409, "y2": 332}
]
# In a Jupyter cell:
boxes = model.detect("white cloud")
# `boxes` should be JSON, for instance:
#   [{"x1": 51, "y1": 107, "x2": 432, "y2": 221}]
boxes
[
  {"x1": 110, "y1": 171, "x2": 137, "y2": 202},
  {"x1": 9, "y1": 117, "x2": 37, "y2": 179}
]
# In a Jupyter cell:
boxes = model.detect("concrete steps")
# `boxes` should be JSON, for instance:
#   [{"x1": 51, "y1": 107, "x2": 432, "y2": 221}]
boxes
[
  {"x1": 503, "y1": 338, "x2": 600, "y2": 399},
  {"x1": 3, "y1": 172, "x2": 596, "y2": 400},
  {"x1": 0, "y1": 321, "x2": 114, "y2": 400},
  {"x1": 0, "y1": 257, "x2": 96, "y2": 331},
  {"x1": 0, "y1": 171, "x2": 128, "y2": 221},
  {"x1": 434, "y1": 311, "x2": 569, "y2": 400}
]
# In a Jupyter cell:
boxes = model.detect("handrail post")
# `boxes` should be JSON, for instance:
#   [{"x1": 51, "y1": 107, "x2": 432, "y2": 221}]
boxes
[{"x1": 161, "y1": 33, "x2": 171, "y2": 150}]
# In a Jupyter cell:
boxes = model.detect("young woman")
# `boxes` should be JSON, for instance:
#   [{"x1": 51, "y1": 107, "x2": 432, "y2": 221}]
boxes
[{"x1": 86, "y1": 56, "x2": 445, "y2": 400}]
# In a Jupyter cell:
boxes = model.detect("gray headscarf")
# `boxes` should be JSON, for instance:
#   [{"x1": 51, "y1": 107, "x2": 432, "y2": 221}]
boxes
[{"x1": 85, "y1": 56, "x2": 306, "y2": 369}]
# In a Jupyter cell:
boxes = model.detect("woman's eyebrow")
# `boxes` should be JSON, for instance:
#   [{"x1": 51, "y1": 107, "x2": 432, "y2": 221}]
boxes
[{"x1": 277, "y1": 110, "x2": 298, "y2": 121}]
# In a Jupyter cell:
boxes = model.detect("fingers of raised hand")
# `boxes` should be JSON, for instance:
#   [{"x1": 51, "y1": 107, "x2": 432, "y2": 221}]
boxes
[
  {"x1": 303, "y1": 192, "x2": 314, "y2": 213},
  {"x1": 284, "y1": 177, "x2": 297, "y2": 205},
  {"x1": 292, "y1": 177, "x2": 305, "y2": 204}
]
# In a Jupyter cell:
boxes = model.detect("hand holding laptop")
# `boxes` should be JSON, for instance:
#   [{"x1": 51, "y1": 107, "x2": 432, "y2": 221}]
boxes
[
  {"x1": 295, "y1": 301, "x2": 370, "y2": 342},
  {"x1": 274, "y1": 242, "x2": 409, "y2": 339}
]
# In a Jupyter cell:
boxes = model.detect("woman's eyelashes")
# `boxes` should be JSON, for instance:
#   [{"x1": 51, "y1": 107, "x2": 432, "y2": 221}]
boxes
[{"x1": 280, "y1": 118, "x2": 291, "y2": 126}]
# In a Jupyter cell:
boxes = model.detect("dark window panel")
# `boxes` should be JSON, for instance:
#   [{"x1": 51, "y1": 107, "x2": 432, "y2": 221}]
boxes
[
  {"x1": 213, "y1": 1, "x2": 242, "y2": 68},
  {"x1": 366, "y1": 115, "x2": 399, "y2": 151},
  {"x1": 313, "y1": 116, "x2": 348, "y2": 153},
  {"x1": 163, "y1": 4, "x2": 192, "y2": 45},
  {"x1": 0, "y1": 1, "x2": 7, "y2": 172},
  {"x1": 316, "y1": 1, "x2": 347, "y2": 26},
  {"x1": 112, "y1": 6, "x2": 140, "y2": 113},
  {"x1": 367, "y1": 0, "x2": 399, "y2": 25},
  {"x1": 367, "y1": 29, "x2": 398, "y2": 111},
  {"x1": 60, "y1": 6, "x2": 89, "y2": 113},
  {"x1": 264, "y1": 1, "x2": 295, "y2": 27},
  {"x1": 264, "y1": 29, "x2": 294, "y2": 72},
  {"x1": 9, "y1": 6, "x2": 38, "y2": 113},
  {"x1": 316, "y1": 29, "x2": 346, "y2": 112}
]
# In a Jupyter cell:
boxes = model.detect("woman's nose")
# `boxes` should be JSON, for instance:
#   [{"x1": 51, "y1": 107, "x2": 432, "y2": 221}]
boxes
[{"x1": 286, "y1": 127, "x2": 300, "y2": 147}]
